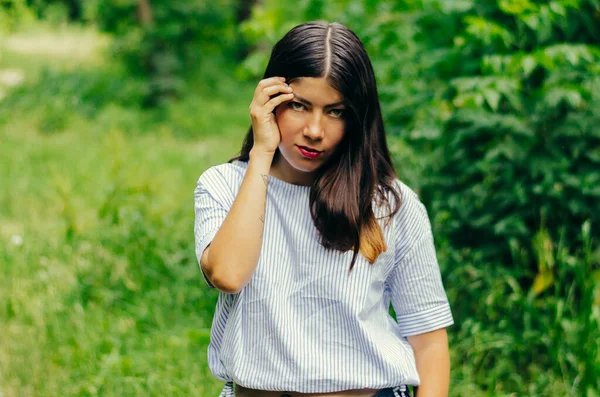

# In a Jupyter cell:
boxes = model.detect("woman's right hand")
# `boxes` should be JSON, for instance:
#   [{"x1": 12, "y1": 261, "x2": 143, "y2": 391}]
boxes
[{"x1": 249, "y1": 77, "x2": 294, "y2": 155}]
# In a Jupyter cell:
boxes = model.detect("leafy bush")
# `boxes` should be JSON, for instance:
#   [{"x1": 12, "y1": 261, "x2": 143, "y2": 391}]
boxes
[
  {"x1": 94, "y1": 0, "x2": 240, "y2": 106},
  {"x1": 417, "y1": 2, "x2": 600, "y2": 272}
]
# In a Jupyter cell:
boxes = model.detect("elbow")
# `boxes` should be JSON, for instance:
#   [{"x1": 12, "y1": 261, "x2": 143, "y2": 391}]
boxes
[
  {"x1": 202, "y1": 246, "x2": 251, "y2": 294},
  {"x1": 211, "y1": 275, "x2": 244, "y2": 294},
  {"x1": 204, "y1": 264, "x2": 246, "y2": 294}
]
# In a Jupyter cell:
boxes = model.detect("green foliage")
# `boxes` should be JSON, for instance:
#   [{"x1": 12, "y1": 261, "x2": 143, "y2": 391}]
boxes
[
  {"x1": 444, "y1": 222, "x2": 599, "y2": 394},
  {"x1": 0, "y1": 51, "x2": 253, "y2": 141},
  {"x1": 0, "y1": 0, "x2": 84, "y2": 29},
  {"x1": 0, "y1": 0, "x2": 36, "y2": 31},
  {"x1": 93, "y1": 0, "x2": 240, "y2": 106},
  {"x1": 0, "y1": 65, "x2": 148, "y2": 134},
  {"x1": 422, "y1": 3, "x2": 600, "y2": 272}
]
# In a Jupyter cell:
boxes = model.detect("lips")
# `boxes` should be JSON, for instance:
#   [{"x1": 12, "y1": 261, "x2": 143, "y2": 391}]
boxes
[
  {"x1": 297, "y1": 145, "x2": 322, "y2": 159},
  {"x1": 298, "y1": 145, "x2": 321, "y2": 153}
]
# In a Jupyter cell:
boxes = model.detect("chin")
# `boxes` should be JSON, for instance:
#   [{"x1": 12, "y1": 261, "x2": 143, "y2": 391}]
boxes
[
  {"x1": 288, "y1": 159, "x2": 320, "y2": 173},
  {"x1": 295, "y1": 164, "x2": 319, "y2": 173}
]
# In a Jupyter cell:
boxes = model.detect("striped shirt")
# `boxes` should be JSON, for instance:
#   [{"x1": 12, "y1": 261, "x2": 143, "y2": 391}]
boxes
[{"x1": 194, "y1": 160, "x2": 453, "y2": 396}]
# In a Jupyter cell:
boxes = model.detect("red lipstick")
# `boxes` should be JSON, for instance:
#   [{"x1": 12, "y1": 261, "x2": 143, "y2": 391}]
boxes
[{"x1": 297, "y1": 145, "x2": 322, "y2": 159}]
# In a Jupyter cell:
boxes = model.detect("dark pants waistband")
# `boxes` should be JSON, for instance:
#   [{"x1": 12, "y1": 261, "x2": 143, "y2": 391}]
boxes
[{"x1": 372, "y1": 385, "x2": 413, "y2": 397}]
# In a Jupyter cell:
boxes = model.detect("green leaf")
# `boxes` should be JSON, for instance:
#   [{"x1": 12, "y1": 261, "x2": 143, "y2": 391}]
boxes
[
  {"x1": 483, "y1": 89, "x2": 501, "y2": 111},
  {"x1": 521, "y1": 54, "x2": 537, "y2": 76},
  {"x1": 498, "y1": 0, "x2": 538, "y2": 15},
  {"x1": 531, "y1": 270, "x2": 554, "y2": 295}
]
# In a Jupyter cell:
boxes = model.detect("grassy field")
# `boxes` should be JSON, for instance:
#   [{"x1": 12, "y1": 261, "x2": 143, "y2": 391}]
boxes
[{"x1": 0, "y1": 25, "x2": 254, "y2": 396}]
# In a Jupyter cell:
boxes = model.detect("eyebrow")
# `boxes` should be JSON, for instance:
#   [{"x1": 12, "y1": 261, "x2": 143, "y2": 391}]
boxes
[{"x1": 293, "y1": 94, "x2": 345, "y2": 108}]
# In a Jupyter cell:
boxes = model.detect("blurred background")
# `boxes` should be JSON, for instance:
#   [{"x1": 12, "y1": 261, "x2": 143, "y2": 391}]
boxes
[{"x1": 0, "y1": 0, "x2": 599, "y2": 396}]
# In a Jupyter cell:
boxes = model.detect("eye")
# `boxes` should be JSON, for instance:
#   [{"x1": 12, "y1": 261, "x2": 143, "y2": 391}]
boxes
[
  {"x1": 329, "y1": 108, "x2": 345, "y2": 118},
  {"x1": 290, "y1": 102, "x2": 305, "y2": 111}
]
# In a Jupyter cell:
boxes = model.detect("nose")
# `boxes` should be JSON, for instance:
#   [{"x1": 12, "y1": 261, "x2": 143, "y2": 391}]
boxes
[{"x1": 303, "y1": 112, "x2": 325, "y2": 140}]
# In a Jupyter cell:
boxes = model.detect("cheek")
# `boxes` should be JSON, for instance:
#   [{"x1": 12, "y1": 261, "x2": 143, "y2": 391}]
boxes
[{"x1": 275, "y1": 110, "x2": 301, "y2": 138}]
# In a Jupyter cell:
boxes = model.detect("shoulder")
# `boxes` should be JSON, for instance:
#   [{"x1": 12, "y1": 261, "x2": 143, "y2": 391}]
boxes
[
  {"x1": 195, "y1": 160, "x2": 248, "y2": 202},
  {"x1": 197, "y1": 160, "x2": 248, "y2": 189},
  {"x1": 388, "y1": 179, "x2": 433, "y2": 254},
  {"x1": 383, "y1": 178, "x2": 427, "y2": 221},
  {"x1": 388, "y1": 179, "x2": 420, "y2": 207}
]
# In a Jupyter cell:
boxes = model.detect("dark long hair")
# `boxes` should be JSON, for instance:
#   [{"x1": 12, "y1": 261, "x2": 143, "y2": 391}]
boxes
[{"x1": 229, "y1": 21, "x2": 402, "y2": 271}]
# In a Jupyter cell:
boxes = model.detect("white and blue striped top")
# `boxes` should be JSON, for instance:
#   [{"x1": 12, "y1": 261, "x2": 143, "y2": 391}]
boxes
[{"x1": 194, "y1": 160, "x2": 453, "y2": 396}]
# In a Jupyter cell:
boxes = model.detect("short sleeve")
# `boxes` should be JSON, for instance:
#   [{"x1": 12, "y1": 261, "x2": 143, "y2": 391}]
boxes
[
  {"x1": 194, "y1": 167, "x2": 233, "y2": 288},
  {"x1": 386, "y1": 190, "x2": 454, "y2": 337}
]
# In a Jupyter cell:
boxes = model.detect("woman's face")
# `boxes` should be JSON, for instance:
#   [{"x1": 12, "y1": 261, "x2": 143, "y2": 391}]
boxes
[{"x1": 271, "y1": 77, "x2": 347, "y2": 186}]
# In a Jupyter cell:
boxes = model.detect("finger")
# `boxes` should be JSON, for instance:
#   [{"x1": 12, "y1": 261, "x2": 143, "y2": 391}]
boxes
[
  {"x1": 253, "y1": 88, "x2": 289, "y2": 108},
  {"x1": 254, "y1": 77, "x2": 287, "y2": 96},
  {"x1": 264, "y1": 84, "x2": 292, "y2": 97},
  {"x1": 264, "y1": 93, "x2": 295, "y2": 113},
  {"x1": 257, "y1": 85, "x2": 293, "y2": 105}
]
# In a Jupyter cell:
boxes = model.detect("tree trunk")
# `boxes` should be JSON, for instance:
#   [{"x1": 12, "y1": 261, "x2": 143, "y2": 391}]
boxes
[
  {"x1": 137, "y1": 0, "x2": 153, "y2": 26},
  {"x1": 235, "y1": 0, "x2": 260, "y2": 60}
]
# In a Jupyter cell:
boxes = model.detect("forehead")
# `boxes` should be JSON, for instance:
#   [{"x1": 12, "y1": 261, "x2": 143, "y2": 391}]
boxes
[{"x1": 290, "y1": 77, "x2": 344, "y2": 105}]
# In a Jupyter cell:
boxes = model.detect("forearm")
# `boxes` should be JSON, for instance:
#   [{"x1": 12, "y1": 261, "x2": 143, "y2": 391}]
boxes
[
  {"x1": 204, "y1": 149, "x2": 274, "y2": 293},
  {"x1": 408, "y1": 329, "x2": 450, "y2": 397}
]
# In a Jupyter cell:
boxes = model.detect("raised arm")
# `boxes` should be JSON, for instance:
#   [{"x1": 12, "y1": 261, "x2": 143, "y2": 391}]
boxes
[{"x1": 201, "y1": 77, "x2": 294, "y2": 294}]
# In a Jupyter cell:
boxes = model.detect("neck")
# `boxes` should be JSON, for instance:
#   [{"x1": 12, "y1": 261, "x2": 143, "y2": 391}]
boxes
[{"x1": 270, "y1": 152, "x2": 315, "y2": 186}]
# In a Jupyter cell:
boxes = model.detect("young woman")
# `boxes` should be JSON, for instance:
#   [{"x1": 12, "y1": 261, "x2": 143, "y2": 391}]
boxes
[{"x1": 194, "y1": 21, "x2": 453, "y2": 397}]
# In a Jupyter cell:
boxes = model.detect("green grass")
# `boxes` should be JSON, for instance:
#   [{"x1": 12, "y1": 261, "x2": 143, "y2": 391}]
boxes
[{"x1": 0, "y1": 23, "x2": 253, "y2": 397}]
